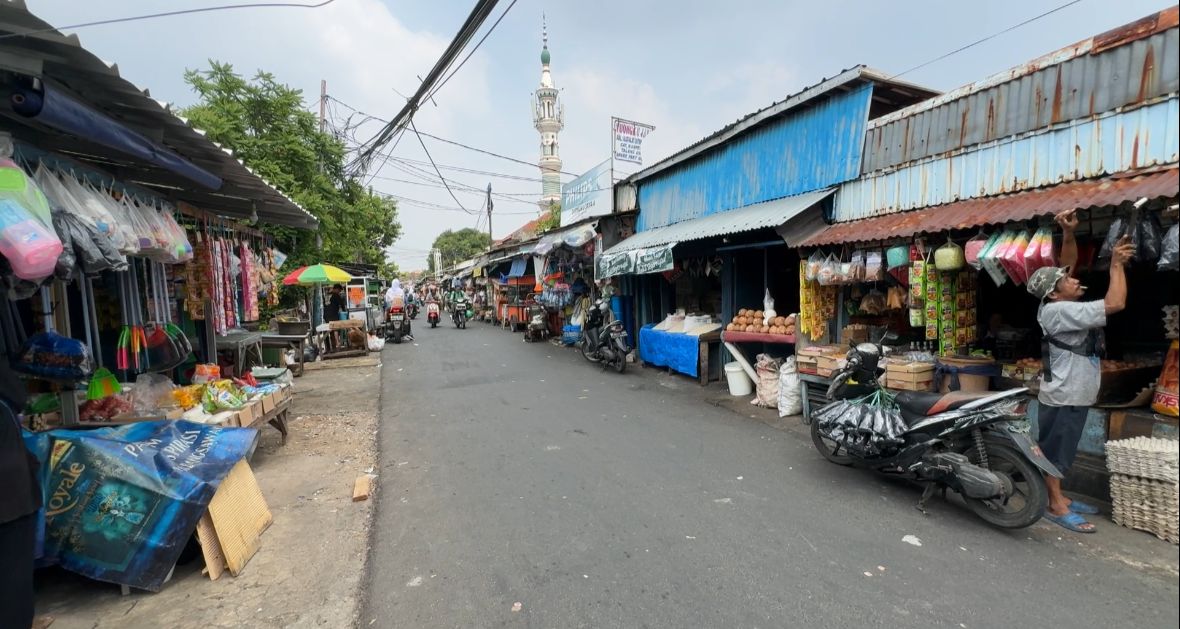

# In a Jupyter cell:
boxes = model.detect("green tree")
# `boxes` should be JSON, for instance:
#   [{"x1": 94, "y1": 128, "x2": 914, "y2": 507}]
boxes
[
  {"x1": 430, "y1": 228, "x2": 492, "y2": 272},
  {"x1": 181, "y1": 61, "x2": 401, "y2": 290}
]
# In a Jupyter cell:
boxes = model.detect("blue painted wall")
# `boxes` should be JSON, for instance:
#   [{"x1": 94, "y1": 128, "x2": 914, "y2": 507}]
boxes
[{"x1": 636, "y1": 85, "x2": 873, "y2": 231}]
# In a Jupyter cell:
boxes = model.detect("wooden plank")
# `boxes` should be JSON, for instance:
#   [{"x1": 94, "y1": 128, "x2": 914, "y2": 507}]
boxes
[
  {"x1": 353, "y1": 474, "x2": 376, "y2": 502},
  {"x1": 195, "y1": 512, "x2": 227, "y2": 581},
  {"x1": 208, "y1": 460, "x2": 273, "y2": 577}
]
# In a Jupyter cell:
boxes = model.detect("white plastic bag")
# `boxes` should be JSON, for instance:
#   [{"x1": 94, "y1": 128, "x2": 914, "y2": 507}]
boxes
[
  {"x1": 762, "y1": 289, "x2": 777, "y2": 326},
  {"x1": 777, "y1": 356, "x2": 802, "y2": 417},
  {"x1": 367, "y1": 333, "x2": 385, "y2": 352}
]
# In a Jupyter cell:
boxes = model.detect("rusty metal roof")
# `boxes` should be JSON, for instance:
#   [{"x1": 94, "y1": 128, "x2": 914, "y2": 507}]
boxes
[
  {"x1": 800, "y1": 167, "x2": 1178, "y2": 247},
  {"x1": 862, "y1": 7, "x2": 1179, "y2": 174}
]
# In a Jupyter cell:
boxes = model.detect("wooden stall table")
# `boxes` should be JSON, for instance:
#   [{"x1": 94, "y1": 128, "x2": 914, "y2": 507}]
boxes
[
  {"x1": 696, "y1": 330, "x2": 724, "y2": 386},
  {"x1": 215, "y1": 331, "x2": 265, "y2": 378},
  {"x1": 260, "y1": 333, "x2": 307, "y2": 377},
  {"x1": 317, "y1": 319, "x2": 367, "y2": 359}
]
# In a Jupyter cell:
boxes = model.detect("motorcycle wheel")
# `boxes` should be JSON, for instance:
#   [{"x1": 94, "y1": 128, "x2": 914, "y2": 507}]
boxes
[
  {"x1": 962, "y1": 442, "x2": 1049, "y2": 529},
  {"x1": 810, "y1": 419, "x2": 854, "y2": 466},
  {"x1": 579, "y1": 338, "x2": 601, "y2": 363},
  {"x1": 613, "y1": 355, "x2": 626, "y2": 373}
]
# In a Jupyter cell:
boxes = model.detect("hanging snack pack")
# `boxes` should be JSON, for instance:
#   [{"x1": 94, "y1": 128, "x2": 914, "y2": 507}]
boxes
[
  {"x1": 1152, "y1": 340, "x2": 1179, "y2": 417},
  {"x1": 909, "y1": 259, "x2": 926, "y2": 328},
  {"x1": 964, "y1": 233, "x2": 989, "y2": 270},
  {"x1": 924, "y1": 262, "x2": 939, "y2": 341},
  {"x1": 865, "y1": 250, "x2": 884, "y2": 282},
  {"x1": 977, "y1": 231, "x2": 1008, "y2": 287},
  {"x1": 805, "y1": 250, "x2": 824, "y2": 281}
]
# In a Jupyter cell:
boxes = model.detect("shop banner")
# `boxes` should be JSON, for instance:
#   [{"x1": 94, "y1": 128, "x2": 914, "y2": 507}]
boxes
[
  {"x1": 596, "y1": 250, "x2": 635, "y2": 279},
  {"x1": 633, "y1": 245, "x2": 675, "y2": 275},
  {"x1": 612, "y1": 117, "x2": 655, "y2": 165},
  {"x1": 23, "y1": 420, "x2": 258, "y2": 591},
  {"x1": 561, "y1": 159, "x2": 612, "y2": 227}
]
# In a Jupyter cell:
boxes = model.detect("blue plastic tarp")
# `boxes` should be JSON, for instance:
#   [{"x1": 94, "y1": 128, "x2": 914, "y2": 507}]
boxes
[
  {"x1": 22, "y1": 420, "x2": 258, "y2": 591},
  {"x1": 508, "y1": 257, "x2": 528, "y2": 278},
  {"x1": 638, "y1": 324, "x2": 699, "y2": 378}
]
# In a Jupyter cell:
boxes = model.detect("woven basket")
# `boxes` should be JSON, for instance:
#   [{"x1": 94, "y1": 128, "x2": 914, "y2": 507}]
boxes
[
  {"x1": 1110, "y1": 473, "x2": 1179, "y2": 544},
  {"x1": 1105, "y1": 436, "x2": 1179, "y2": 483}
]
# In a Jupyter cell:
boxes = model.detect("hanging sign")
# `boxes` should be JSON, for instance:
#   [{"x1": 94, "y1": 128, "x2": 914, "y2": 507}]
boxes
[
  {"x1": 633, "y1": 244, "x2": 675, "y2": 274},
  {"x1": 596, "y1": 250, "x2": 635, "y2": 279},
  {"x1": 612, "y1": 117, "x2": 655, "y2": 165}
]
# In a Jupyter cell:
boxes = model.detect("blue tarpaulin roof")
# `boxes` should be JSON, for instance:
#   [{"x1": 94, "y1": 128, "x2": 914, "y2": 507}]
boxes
[{"x1": 508, "y1": 258, "x2": 528, "y2": 278}]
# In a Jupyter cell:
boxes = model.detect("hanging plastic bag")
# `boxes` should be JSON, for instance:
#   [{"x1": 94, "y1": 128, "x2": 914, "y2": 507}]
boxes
[
  {"x1": 1, "y1": 159, "x2": 62, "y2": 280},
  {"x1": 817, "y1": 253, "x2": 840, "y2": 286},
  {"x1": 848, "y1": 250, "x2": 866, "y2": 283},
  {"x1": 999, "y1": 230, "x2": 1031, "y2": 285},
  {"x1": 964, "y1": 233, "x2": 989, "y2": 270},
  {"x1": 885, "y1": 245, "x2": 909, "y2": 270},
  {"x1": 805, "y1": 250, "x2": 824, "y2": 282},
  {"x1": 1158, "y1": 224, "x2": 1178, "y2": 271},
  {"x1": 978, "y1": 231, "x2": 1008, "y2": 287},
  {"x1": 1137, "y1": 212, "x2": 1163, "y2": 262},
  {"x1": 934, "y1": 239, "x2": 965, "y2": 271},
  {"x1": 762, "y1": 288, "x2": 777, "y2": 326},
  {"x1": 157, "y1": 209, "x2": 193, "y2": 263}
]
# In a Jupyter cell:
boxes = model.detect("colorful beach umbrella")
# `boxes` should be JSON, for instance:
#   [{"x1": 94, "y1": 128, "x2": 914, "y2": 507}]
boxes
[{"x1": 282, "y1": 263, "x2": 353, "y2": 286}]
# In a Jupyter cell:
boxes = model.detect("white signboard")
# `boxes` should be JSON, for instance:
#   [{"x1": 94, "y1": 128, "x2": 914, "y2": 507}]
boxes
[
  {"x1": 612, "y1": 117, "x2": 655, "y2": 165},
  {"x1": 560, "y1": 159, "x2": 612, "y2": 227}
]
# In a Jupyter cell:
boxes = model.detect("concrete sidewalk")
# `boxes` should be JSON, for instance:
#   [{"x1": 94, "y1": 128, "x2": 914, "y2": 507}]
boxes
[{"x1": 34, "y1": 355, "x2": 383, "y2": 629}]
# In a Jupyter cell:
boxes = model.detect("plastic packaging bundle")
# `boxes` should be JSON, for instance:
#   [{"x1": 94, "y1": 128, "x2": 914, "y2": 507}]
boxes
[
  {"x1": 814, "y1": 391, "x2": 907, "y2": 458},
  {"x1": 934, "y1": 240, "x2": 965, "y2": 271},
  {"x1": 999, "y1": 229, "x2": 1031, "y2": 285},
  {"x1": 964, "y1": 233, "x2": 989, "y2": 270},
  {"x1": 0, "y1": 158, "x2": 62, "y2": 280},
  {"x1": 805, "y1": 250, "x2": 824, "y2": 282},
  {"x1": 14, "y1": 331, "x2": 93, "y2": 381},
  {"x1": 1022, "y1": 227, "x2": 1056, "y2": 279},
  {"x1": 976, "y1": 232, "x2": 1008, "y2": 287},
  {"x1": 1158, "y1": 224, "x2": 1178, "y2": 271}
]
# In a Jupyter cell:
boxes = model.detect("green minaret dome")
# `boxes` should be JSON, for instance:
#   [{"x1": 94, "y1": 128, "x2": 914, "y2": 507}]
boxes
[{"x1": 541, "y1": 46, "x2": 550, "y2": 65}]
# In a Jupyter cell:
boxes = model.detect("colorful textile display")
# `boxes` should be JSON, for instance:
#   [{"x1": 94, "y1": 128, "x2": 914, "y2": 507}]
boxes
[{"x1": 240, "y1": 242, "x2": 258, "y2": 322}]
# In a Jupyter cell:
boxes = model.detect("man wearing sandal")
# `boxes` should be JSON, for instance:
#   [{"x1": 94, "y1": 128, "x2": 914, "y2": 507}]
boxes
[{"x1": 1026, "y1": 208, "x2": 1134, "y2": 533}]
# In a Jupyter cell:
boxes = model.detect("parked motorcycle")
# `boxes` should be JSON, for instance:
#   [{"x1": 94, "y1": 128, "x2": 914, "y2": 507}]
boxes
[
  {"x1": 579, "y1": 299, "x2": 628, "y2": 373},
  {"x1": 386, "y1": 304, "x2": 408, "y2": 344},
  {"x1": 810, "y1": 338, "x2": 1056, "y2": 529},
  {"x1": 426, "y1": 301, "x2": 441, "y2": 328},
  {"x1": 452, "y1": 298, "x2": 471, "y2": 329},
  {"x1": 524, "y1": 295, "x2": 548, "y2": 342}
]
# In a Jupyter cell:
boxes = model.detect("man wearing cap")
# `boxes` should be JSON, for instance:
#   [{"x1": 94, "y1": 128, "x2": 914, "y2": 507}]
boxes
[{"x1": 1026, "y1": 209, "x2": 1133, "y2": 533}]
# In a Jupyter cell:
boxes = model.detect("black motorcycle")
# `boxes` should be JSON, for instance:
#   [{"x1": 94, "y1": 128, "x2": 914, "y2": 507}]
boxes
[
  {"x1": 452, "y1": 298, "x2": 471, "y2": 329},
  {"x1": 810, "y1": 339, "x2": 1057, "y2": 529},
  {"x1": 407, "y1": 301, "x2": 420, "y2": 320},
  {"x1": 579, "y1": 299, "x2": 628, "y2": 373}
]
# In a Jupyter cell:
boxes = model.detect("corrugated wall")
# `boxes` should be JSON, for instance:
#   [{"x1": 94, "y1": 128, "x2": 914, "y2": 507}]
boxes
[
  {"x1": 834, "y1": 96, "x2": 1180, "y2": 221},
  {"x1": 862, "y1": 26, "x2": 1179, "y2": 173},
  {"x1": 636, "y1": 86, "x2": 873, "y2": 231}
]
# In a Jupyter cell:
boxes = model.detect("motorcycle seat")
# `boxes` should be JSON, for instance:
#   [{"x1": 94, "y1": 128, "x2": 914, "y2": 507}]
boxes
[{"x1": 894, "y1": 390, "x2": 997, "y2": 419}]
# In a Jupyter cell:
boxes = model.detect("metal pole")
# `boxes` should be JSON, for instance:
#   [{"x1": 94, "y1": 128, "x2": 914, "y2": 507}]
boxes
[
  {"x1": 486, "y1": 183, "x2": 493, "y2": 244},
  {"x1": 319, "y1": 79, "x2": 327, "y2": 133}
]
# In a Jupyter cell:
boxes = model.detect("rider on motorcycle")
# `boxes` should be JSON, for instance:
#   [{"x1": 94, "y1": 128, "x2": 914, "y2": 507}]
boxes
[{"x1": 384, "y1": 279, "x2": 414, "y2": 341}]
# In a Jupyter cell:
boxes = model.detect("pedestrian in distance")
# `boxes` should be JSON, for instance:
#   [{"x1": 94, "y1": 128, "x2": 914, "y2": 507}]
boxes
[{"x1": 1026, "y1": 208, "x2": 1134, "y2": 533}]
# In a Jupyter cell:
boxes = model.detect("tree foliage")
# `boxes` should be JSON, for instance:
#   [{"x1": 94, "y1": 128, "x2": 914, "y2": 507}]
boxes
[
  {"x1": 429, "y1": 228, "x2": 491, "y2": 272},
  {"x1": 181, "y1": 62, "x2": 401, "y2": 284}
]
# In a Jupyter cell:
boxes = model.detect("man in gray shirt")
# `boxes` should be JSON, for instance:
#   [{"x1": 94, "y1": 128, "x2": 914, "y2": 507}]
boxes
[{"x1": 1026, "y1": 209, "x2": 1133, "y2": 533}]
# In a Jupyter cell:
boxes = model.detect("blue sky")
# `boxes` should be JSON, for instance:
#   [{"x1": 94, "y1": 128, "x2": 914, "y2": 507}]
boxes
[{"x1": 29, "y1": 0, "x2": 1172, "y2": 269}]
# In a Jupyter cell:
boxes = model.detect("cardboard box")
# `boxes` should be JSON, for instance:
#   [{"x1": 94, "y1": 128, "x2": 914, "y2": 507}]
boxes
[
  {"x1": 260, "y1": 393, "x2": 277, "y2": 415},
  {"x1": 110, "y1": 407, "x2": 184, "y2": 423},
  {"x1": 840, "y1": 325, "x2": 870, "y2": 345},
  {"x1": 887, "y1": 378, "x2": 934, "y2": 391},
  {"x1": 886, "y1": 367, "x2": 935, "y2": 384},
  {"x1": 816, "y1": 356, "x2": 841, "y2": 371},
  {"x1": 237, "y1": 401, "x2": 262, "y2": 427},
  {"x1": 816, "y1": 367, "x2": 836, "y2": 378}
]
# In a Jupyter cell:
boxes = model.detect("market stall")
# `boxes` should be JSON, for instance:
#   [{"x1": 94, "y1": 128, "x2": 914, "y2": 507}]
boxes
[{"x1": 796, "y1": 172, "x2": 1179, "y2": 504}]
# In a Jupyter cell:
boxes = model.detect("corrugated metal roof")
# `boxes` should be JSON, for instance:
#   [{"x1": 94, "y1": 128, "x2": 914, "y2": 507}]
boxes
[
  {"x1": 636, "y1": 87, "x2": 870, "y2": 231},
  {"x1": 802, "y1": 168, "x2": 1178, "y2": 246},
  {"x1": 0, "y1": 1, "x2": 318, "y2": 228},
  {"x1": 607, "y1": 188, "x2": 834, "y2": 254},
  {"x1": 625, "y1": 66, "x2": 939, "y2": 185},
  {"x1": 835, "y1": 96, "x2": 1180, "y2": 221},
  {"x1": 862, "y1": 7, "x2": 1179, "y2": 174}
]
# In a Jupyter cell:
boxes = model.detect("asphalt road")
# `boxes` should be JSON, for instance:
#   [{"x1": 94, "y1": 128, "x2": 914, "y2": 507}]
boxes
[{"x1": 364, "y1": 321, "x2": 1178, "y2": 629}]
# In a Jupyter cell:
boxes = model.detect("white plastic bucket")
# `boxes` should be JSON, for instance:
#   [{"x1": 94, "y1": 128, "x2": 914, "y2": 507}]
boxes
[{"x1": 724, "y1": 362, "x2": 753, "y2": 396}]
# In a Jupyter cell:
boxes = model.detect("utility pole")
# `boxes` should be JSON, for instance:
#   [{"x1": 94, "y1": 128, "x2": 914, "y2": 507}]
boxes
[
  {"x1": 319, "y1": 79, "x2": 327, "y2": 133},
  {"x1": 486, "y1": 183, "x2": 494, "y2": 245}
]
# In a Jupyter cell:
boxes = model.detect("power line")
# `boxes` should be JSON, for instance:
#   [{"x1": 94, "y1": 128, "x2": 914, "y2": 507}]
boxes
[
  {"x1": 379, "y1": 191, "x2": 536, "y2": 216},
  {"x1": 351, "y1": 0, "x2": 502, "y2": 172},
  {"x1": 409, "y1": 119, "x2": 472, "y2": 214},
  {"x1": 328, "y1": 95, "x2": 581, "y2": 178},
  {"x1": 424, "y1": 0, "x2": 520, "y2": 102},
  {"x1": 0, "y1": 0, "x2": 339, "y2": 41},
  {"x1": 889, "y1": 0, "x2": 1084, "y2": 79}
]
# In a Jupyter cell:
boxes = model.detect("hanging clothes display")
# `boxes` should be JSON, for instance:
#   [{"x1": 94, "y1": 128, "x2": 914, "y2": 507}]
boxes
[
  {"x1": 184, "y1": 232, "x2": 212, "y2": 321},
  {"x1": 240, "y1": 241, "x2": 258, "y2": 322}
]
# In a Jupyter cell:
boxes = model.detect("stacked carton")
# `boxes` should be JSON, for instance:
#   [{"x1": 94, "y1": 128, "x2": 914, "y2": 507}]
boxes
[{"x1": 1106, "y1": 436, "x2": 1178, "y2": 544}]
